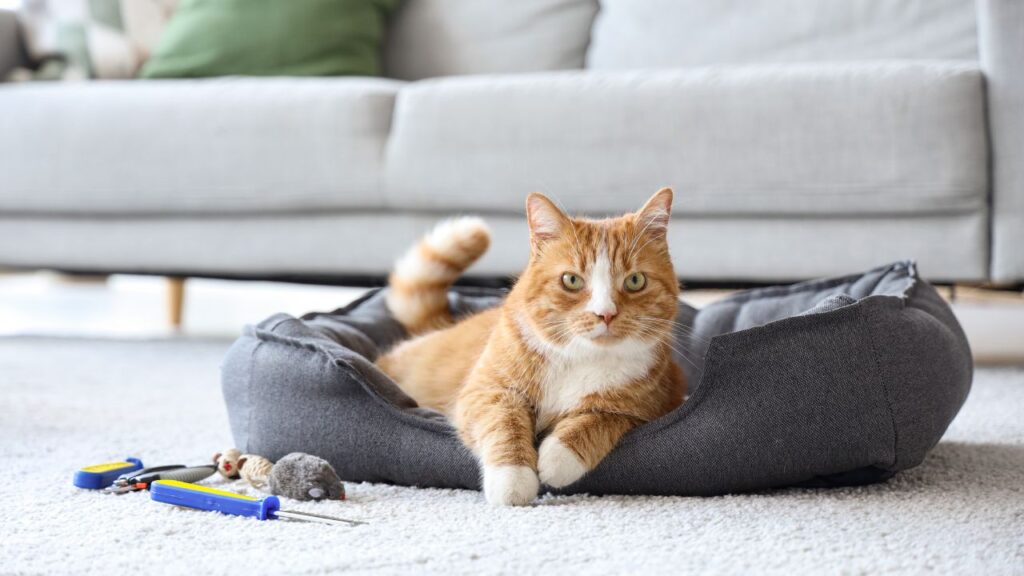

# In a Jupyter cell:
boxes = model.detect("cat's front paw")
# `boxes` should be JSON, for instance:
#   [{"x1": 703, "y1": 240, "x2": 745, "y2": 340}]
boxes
[
  {"x1": 482, "y1": 465, "x2": 539, "y2": 506},
  {"x1": 538, "y1": 437, "x2": 588, "y2": 488}
]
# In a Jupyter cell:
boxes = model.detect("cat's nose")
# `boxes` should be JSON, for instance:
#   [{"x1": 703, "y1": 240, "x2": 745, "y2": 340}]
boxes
[{"x1": 595, "y1": 311, "x2": 617, "y2": 325}]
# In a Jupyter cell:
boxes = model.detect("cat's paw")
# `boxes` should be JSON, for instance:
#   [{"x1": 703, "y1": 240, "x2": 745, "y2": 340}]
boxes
[
  {"x1": 482, "y1": 465, "x2": 539, "y2": 506},
  {"x1": 537, "y1": 437, "x2": 588, "y2": 488}
]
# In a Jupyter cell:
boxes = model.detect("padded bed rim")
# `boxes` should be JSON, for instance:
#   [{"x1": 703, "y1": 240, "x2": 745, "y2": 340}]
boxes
[
  {"x1": 227, "y1": 259, "x2": 972, "y2": 494},
  {"x1": 248, "y1": 260, "x2": 927, "y2": 454},
  {"x1": 250, "y1": 317, "x2": 459, "y2": 437}
]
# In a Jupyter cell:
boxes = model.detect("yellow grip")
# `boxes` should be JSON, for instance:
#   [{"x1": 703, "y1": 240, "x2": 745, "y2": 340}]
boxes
[
  {"x1": 153, "y1": 479, "x2": 259, "y2": 501},
  {"x1": 80, "y1": 461, "x2": 135, "y2": 473}
]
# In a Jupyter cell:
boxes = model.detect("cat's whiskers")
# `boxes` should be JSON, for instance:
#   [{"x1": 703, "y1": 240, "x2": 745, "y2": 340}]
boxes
[
  {"x1": 628, "y1": 319, "x2": 697, "y2": 355},
  {"x1": 538, "y1": 317, "x2": 575, "y2": 345},
  {"x1": 629, "y1": 234, "x2": 661, "y2": 262},
  {"x1": 625, "y1": 214, "x2": 654, "y2": 259},
  {"x1": 631, "y1": 325, "x2": 702, "y2": 372},
  {"x1": 546, "y1": 326, "x2": 576, "y2": 346},
  {"x1": 637, "y1": 316, "x2": 714, "y2": 346},
  {"x1": 626, "y1": 209, "x2": 664, "y2": 261}
]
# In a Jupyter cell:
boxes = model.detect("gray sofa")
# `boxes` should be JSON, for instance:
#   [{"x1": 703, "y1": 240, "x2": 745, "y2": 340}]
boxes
[{"x1": 1, "y1": 0, "x2": 1021, "y2": 285}]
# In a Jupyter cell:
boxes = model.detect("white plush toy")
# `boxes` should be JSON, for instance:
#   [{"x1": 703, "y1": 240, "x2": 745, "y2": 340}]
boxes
[
  {"x1": 212, "y1": 448, "x2": 273, "y2": 488},
  {"x1": 214, "y1": 448, "x2": 346, "y2": 501}
]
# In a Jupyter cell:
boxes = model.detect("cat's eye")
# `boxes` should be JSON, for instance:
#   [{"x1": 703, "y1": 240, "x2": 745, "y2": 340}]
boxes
[
  {"x1": 624, "y1": 272, "x2": 647, "y2": 292},
  {"x1": 561, "y1": 272, "x2": 584, "y2": 291}
]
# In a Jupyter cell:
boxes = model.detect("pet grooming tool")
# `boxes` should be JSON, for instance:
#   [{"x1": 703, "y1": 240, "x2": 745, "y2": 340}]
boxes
[
  {"x1": 74, "y1": 457, "x2": 144, "y2": 489},
  {"x1": 105, "y1": 464, "x2": 218, "y2": 494},
  {"x1": 150, "y1": 480, "x2": 365, "y2": 526}
]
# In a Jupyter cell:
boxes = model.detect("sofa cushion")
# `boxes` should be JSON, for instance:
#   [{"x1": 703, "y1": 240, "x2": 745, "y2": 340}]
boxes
[
  {"x1": 142, "y1": 0, "x2": 398, "y2": 78},
  {"x1": 589, "y1": 0, "x2": 978, "y2": 70},
  {"x1": 385, "y1": 62, "x2": 987, "y2": 217},
  {"x1": 0, "y1": 211, "x2": 988, "y2": 282},
  {"x1": 383, "y1": 0, "x2": 599, "y2": 80},
  {"x1": 0, "y1": 77, "x2": 401, "y2": 215}
]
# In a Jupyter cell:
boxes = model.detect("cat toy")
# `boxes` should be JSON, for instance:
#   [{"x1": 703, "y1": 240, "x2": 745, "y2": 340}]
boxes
[
  {"x1": 214, "y1": 449, "x2": 346, "y2": 501},
  {"x1": 213, "y1": 448, "x2": 274, "y2": 488},
  {"x1": 73, "y1": 455, "x2": 360, "y2": 526}
]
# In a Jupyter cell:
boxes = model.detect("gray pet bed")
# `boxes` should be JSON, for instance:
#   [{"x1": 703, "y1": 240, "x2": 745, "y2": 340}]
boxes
[{"x1": 222, "y1": 261, "x2": 972, "y2": 496}]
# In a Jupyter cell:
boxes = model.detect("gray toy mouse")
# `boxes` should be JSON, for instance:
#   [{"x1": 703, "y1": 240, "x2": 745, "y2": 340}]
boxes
[{"x1": 268, "y1": 452, "x2": 346, "y2": 501}]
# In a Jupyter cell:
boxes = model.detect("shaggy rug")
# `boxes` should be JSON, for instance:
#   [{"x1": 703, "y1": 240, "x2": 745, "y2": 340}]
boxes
[{"x1": 0, "y1": 337, "x2": 1021, "y2": 575}]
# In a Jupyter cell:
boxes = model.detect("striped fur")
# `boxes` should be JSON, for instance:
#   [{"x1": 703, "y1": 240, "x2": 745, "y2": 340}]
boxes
[
  {"x1": 385, "y1": 217, "x2": 491, "y2": 335},
  {"x1": 377, "y1": 189, "x2": 686, "y2": 506}
]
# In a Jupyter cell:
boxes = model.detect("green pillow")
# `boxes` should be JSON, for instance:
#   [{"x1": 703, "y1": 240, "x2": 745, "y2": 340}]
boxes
[{"x1": 141, "y1": 0, "x2": 397, "y2": 78}]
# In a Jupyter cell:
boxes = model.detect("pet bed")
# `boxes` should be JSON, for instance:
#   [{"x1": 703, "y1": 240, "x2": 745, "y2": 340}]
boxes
[{"x1": 221, "y1": 261, "x2": 972, "y2": 496}]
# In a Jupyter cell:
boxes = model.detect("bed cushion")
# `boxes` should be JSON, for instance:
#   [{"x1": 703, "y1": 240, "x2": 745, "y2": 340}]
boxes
[{"x1": 221, "y1": 261, "x2": 972, "y2": 496}]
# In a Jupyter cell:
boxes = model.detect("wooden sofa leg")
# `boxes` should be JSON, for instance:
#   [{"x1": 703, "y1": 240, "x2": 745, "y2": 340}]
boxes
[{"x1": 167, "y1": 276, "x2": 186, "y2": 329}]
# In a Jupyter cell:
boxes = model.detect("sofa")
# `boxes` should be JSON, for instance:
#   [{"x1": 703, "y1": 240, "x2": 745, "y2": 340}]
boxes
[{"x1": 1, "y1": 0, "x2": 1021, "y2": 285}]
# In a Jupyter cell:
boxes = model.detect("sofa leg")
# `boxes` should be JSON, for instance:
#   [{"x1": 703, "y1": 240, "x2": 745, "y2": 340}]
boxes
[{"x1": 167, "y1": 276, "x2": 186, "y2": 329}]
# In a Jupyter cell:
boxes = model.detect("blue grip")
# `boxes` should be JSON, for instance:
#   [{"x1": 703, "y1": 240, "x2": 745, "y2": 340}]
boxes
[
  {"x1": 74, "y1": 457, "x2": 143, "y2": 489},
  {"x1": 150, "y1": 480, "x2": 280, "y2": 520}
]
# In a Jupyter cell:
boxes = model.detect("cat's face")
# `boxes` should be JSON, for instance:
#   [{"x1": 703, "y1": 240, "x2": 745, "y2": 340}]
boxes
[{"x1": 515, "y1": 189, "x2": 679, "y2": 350}]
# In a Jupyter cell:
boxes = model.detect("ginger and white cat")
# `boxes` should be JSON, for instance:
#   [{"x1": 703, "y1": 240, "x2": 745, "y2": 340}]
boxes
[{"x1": 376, "y1": 188, "x2": 686, "y2": 506}]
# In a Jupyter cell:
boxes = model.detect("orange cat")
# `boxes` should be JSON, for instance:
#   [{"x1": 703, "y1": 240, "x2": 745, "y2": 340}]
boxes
[{"x1": 376, "y1": 188, "x2": 686, "y2": 505}]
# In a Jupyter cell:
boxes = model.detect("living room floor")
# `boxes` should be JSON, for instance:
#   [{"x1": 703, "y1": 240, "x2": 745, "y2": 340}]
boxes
[
  {"x1": 1, "y1": 273, "x2": 1022, "y2": 574},
  {"x1": 1, "y1": 337, "x2": 1021, "y2": 574}
]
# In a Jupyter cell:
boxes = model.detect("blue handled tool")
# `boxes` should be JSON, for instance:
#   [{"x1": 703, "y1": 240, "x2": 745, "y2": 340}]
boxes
[
  {"x1": 151, "y1": 480, "x2": 365, "y2": 526},
  {"x1": 73, "y1": 457, "x2": 144, "y2": 489},
  {"x1": 105, "y1": 464, "x2": 218, "y2": 494}
]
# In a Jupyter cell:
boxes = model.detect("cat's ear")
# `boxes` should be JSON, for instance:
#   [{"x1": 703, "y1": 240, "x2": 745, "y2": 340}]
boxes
[
  {"x1": 635, "y1": 187, "x2": 673, "y2": 239},
  {"x1": 526, "y1": 192, "x2": 570, "y2": 245}
]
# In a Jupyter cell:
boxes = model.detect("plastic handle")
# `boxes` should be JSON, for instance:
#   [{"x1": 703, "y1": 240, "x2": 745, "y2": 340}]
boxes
[
  {"x1": 159, "y1": 465, "x2": 217, "y2": 485},
  {"x1": 74, "y1": 457, "x2": 143, "y2": 489},
  {"x1": 124, "y1": 465, "x2": 185, "y2": 480},
  {"x1": 150, "y1": 480, "x2": 280, "y2": 520}
]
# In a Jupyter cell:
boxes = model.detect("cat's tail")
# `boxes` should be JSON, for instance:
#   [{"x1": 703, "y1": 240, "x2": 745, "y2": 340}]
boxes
[{"x1": 385, "y1": 217, "x2": 491, "y2": 335}]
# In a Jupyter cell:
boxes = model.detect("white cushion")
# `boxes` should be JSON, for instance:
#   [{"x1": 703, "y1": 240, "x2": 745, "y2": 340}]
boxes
[
  {"x1": 385, "y1": 63, "x2": 987, "y2": 217},
  {"x1": 589, "y1": 0, "x2": 978, "y2": 69},
  {"x1": 384, "y1": 0, "x2": 599, "y2": 80},
  {"x1": 0, "y1": 77, "x2": 402, "y2": 214},
  {"x1": 0, "y1": 212, "x2": 987, "y2": 282}
]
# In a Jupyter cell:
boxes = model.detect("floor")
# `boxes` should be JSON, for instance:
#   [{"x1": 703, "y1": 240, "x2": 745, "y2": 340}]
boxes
[
  {"x1": 1, "y1": 272, "x2": 1022, "y2": 574},
  {"x1": 1, "y1": 336, "x2": 1021, "y2": 575},
  {"x1": 0, "y1": 272, "x2": 367, "y2": 338}
]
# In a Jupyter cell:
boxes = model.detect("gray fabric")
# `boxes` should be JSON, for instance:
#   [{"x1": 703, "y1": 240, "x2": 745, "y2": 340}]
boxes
[
  {"x1": 978, "y1": 0, "x2": 1024, "y2": 283},
  {"x1": 1, "y1": 64, "x2": 986, "y2": 218},
  {"x1": 0, "y1": 212, "x2": 989, "y2": 283},
  {"x1": 385, "y1": 64, "x2": 987, "y2": 217},
  {"x1": 384, "y1": 0, "x2": 599, "y2": 81},
  {"x1": 588, "y1": 0, "x2": 978, "y2": 69},
  {"x1": 798, "y1": 294, "x2": 857, "y2": 316},
  {"x1": 4, "y1": 64, "x2": 987, "y2": 219},
  {"x1": 0, "y1": 77, "x2": 402, "y2": 215},
  {"x1": 268, "y1": 453, "x2": 346, "y2": 501},
  {"x1": 222, "y1": 261, "x2": 973, "y2": 496}
]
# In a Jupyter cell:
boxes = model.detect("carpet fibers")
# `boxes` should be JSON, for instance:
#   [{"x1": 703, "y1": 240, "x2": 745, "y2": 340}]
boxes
[{"x1": 1, "y1": 337, "x2": 1022, "y2": 575}]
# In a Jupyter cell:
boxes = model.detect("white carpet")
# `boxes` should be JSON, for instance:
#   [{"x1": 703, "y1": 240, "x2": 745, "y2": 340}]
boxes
[{"x1": 1, "y1": 337, "x2": 1022, "y2": 575}]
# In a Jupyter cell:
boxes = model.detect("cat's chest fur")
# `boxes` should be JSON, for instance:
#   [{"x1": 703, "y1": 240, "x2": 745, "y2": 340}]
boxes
[{"x1": 532, "y1": 337, "x2": 656, "y2": 432}]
